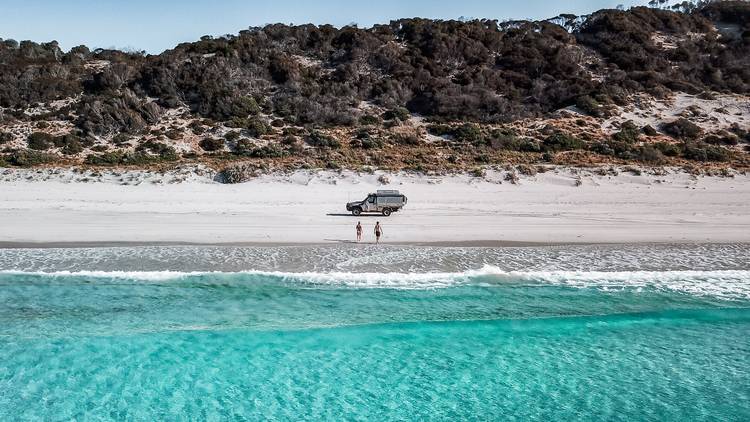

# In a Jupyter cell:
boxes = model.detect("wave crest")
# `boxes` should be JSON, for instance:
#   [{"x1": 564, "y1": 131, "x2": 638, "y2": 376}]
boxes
[{"x1": 2, "y1": 266, "x2": 749, "y2": 299}]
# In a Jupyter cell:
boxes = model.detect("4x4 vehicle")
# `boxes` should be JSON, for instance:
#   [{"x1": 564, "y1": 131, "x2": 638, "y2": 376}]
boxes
[{"x1": 346, "y1": 190, "x2": 408, "y2": 216}]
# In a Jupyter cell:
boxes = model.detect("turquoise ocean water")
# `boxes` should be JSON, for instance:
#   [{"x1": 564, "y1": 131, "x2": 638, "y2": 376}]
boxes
[{"x1": 0, "y1": 244, "x2": 749, "y2": 420}]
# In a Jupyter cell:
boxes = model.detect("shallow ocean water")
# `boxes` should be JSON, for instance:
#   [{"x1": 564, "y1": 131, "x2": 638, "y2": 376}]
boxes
[{"x1": 1, "y1": 244, "x2": 749, "y2": 420}]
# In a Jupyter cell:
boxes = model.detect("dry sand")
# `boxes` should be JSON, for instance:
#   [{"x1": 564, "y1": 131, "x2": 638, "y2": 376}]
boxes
[{"x1": 1, "y1": 167, "x2": 749, "y2": 246}]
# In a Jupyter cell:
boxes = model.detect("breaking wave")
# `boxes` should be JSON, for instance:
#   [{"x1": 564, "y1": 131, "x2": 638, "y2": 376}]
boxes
[{"x1": 2, "y1": 266, "x2": 749, "y2": 300}]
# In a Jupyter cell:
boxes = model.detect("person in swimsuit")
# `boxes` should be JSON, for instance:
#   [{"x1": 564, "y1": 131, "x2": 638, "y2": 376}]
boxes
[
  {"x1": 374, "y1": 222, "x2": 383, "y2": 244},
  {"x1": 356, "y1": 222, "x2": 362, "y2": 242}
]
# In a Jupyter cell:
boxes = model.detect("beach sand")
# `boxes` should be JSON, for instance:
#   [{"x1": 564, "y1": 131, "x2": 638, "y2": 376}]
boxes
[{"x1": 1, "y1": 167, "x2": 748, "y2": 246}]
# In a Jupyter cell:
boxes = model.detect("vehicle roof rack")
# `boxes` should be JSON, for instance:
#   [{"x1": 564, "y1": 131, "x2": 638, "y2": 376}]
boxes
[{"x1": 376, "y1": 190, "x2": 401, "y2": 195}]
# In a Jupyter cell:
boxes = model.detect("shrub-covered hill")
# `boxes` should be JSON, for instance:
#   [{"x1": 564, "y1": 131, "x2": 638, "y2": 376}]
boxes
[{"x1": 0, "y1": 1, "x2": 748, "y2": 172}]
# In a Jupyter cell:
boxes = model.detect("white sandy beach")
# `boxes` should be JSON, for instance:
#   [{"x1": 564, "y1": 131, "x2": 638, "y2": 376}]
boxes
[{"x1": 0, "y1": 167, "x2": 749, "y2": 245}]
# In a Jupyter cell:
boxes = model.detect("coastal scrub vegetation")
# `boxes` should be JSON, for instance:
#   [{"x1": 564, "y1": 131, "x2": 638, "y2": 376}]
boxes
[{"x1": 0, "y1": 1, "x2": 748, "y2": 171}]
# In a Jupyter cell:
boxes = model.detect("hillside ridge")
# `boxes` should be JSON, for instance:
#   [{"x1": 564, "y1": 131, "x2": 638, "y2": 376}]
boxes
[{"x1": 0, "y1": 1, "x2": 748, "y2": 177}]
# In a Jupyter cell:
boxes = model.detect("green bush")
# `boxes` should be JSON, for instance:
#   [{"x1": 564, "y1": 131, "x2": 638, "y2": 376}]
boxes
[
  {"x1": 232, "y1": 96, "x2": 260, "y2": 117},
  {"x1": 392, "y1": 133, "x2": 421, "y2": 146},
  {"x1": 728, "y1": 124, "x2": 749, "y2": 143},
  {"x1": 591, "y1": 141, "x2": 616, "y2": 156},
  {"x1": 517, "y1": 164, "x2": 538, "y2": 176},
  {"x1": 662, "y1": 118, "x2": 702, "y2": 140},
  {"x1": 0, "y1": 131, "x2": 12, "y2": 144},
  {"x1": 127, "y1": 152, "x2": 169, "y2": 165},
  {"x1": 426, "y1": 124, "x2": 452, "y2": 137},
  {"x1": 382, "y1": 107, "x2": 410, "y2": 121},
  {"x1": 306, "y1": 131, "x2": 341, "y2": 149},
  {"x1": 642, "y1": 125, "x2": 658, "y2": 136},
  {"x1": 226, "y1": 117, "x2": 248, "y2": 129},
  {"x1": 543, "y1": 132, "x2": 585, "y2": 152},
  {"x1": 351, "y1": 129, "x2": 385, "y2": 149},
  {"x1": 359, "y1": 114, "x2": 380, "y2": 126},
  {"x1": 281, "y1": 135, "x2": 299, "y2": 146},
  {"x1": 136, "y1": 140, "x2": 178, "y2": 160},
  {"x1": 245, "y1": 117, "x2": 272, "y2": 138},
  {"x1": 360, "y1": 138, "x2": 384, "y2": 149},
  {"x1": 452, "y1": 123, "x2": 483, "y2": 144},
  {"x1": 217, "y1": 164, "x2": 256, "y2": 184},
  {"x1": 652, "y1": 142, "x2": 682, "y2": 157},
  {"x1": 282, "y1": 127, "x2": 304, "y2": 136},
  {"x1": 326, "y1": 160, "x2": 342, "y2": 170},
  {"x1": 281, "y1": 135, "x2": 304, "y2": 153},
  {"x1": 488, "y1": 129, "x2": 520, "y2": 150},
  {"x1": 199, "y1": 137, "x2": 225, "y2": 152},
  {"x1": 520, "y1": 139, "x2": 542, "y2": 153},
  {"x1": 576, "y1": 95, "x2": 603, "y2": 117},
  {"x1": 112, "y1": 133, "x2": 132, "y2": 146},
  {"x1": 428, "y1": 123, "x2": 483, "y2": 144},
  {"x1": 636, "y1": 145, "x2": 665, "y2": 164},
  {"x1": 703, "y1": 133, "x2": 739, "y2": 146},
  {"x1": 591, "y1": 139, "x2": 638, "y2": 159},
  {"x1": 165, "y1": 129, "x2": 183, "y2": 140},
  {"x1": 469, "y1": 167, "x2": 486, "y2": 178},
  {"x1": 224, "y1": 131, "x2": 241, "y2": 142},
  {"x1": 613, "y1": 121, "x2": 640, "y2": 143},
  {"x1": 85, "y1": 151, "x2": 164, "y2": 166},
  {"x1": 234, "y1": 139, "x2": 252, "y2": 155},
  {"x1": 27, "y1": 132, "x2": 55, "y2": 150},
  {"x1": 189, "y1": 121, "x2": 206, "y2": 135},
  {"x1": 474, "y1": 153, "x2": 491, "y2": 163},
  {"x1": 9, "y1": 150, "x2": 58, "y2": 166},
  {"x1": 249, "y1": 144, "x2": 286, "y2": 158},
  {"x1": 84, "y1": 152, "x2": 125, "y2": 165},
  {"x1": 682, "y1": 142, "x2": 731, "y2": 162},
  {"x1": 355, "y1": 128, "x2": 373, "y2": 139},
  {"x1": 53, "y1": 134, "x2": 85, "y2": 155}
]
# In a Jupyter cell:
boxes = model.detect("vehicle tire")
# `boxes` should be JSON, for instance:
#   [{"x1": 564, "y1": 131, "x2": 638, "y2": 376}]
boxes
[
  {"x1": 352, "y1": 207, "x2": 362, "y2": 216},
  {"x1": 382, "y1": 208, "x2": 392, "y2": 217}
]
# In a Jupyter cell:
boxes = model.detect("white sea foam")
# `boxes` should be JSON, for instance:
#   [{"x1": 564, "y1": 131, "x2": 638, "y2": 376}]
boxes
[
  {"x1": 1, "y1": 244, "x2": 748, "y2": 274},
  {"x1": 0, "y1": 270, "x2": 209, "y2": 281},
  {"x1": 2, "y1": 267, "x2": 749, "y2": 299},
  {"x1": 501, "y1": 268, "x2": 750, "y2": 301}
]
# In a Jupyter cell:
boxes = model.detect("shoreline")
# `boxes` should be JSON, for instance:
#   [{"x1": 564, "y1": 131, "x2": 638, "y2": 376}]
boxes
[
  {"x1": 0, "y1": 240, "x2": 560, "y2": 249},
  {"x1": 1, "y1": 240, "x2": 747, "y2": 250}
]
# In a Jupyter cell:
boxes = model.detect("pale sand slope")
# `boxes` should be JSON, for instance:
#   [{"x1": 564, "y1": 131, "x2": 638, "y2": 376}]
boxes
[{"x1": 0, "y1": 168, "x2": 749, "y2": 245}]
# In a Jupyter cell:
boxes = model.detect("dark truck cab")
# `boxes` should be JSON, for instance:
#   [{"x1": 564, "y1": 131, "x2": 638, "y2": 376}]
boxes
[{"x1": 346, "y1": 190, "x2": 408, "y2": 216}]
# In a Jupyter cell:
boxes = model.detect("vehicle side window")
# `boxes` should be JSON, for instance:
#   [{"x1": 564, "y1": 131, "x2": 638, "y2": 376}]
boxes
[{"x1": 368, "y1": 196, "x2": 375, "y2": 203}]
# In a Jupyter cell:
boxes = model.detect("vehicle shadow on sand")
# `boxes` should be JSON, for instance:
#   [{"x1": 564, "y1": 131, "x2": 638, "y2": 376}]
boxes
[
  {"x1": 323, "y1": 239, "x2": 361, "y2": 244},
  {"x1": 326, "y1": 213, "x2": 383, "y2": 217}
]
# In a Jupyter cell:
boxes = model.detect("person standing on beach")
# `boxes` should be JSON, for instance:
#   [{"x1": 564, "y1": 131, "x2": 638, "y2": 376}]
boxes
[
  {"x1": 374, "y1": 222, "x2": 383, "y2": 244},
  {"x1": 356, "y1": 222, "x2": 362, "y2": 242}
]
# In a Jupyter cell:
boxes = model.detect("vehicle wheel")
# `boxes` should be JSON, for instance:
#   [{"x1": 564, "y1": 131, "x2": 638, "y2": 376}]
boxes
[
  {"x1": 382, "y1": 208, "x2": 392, "y2": 217},
  {"x1": 352, "y1": 207, "x2": 362, "y2": 216}
]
